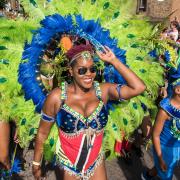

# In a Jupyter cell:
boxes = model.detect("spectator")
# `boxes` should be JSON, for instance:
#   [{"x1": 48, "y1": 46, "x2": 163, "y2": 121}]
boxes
[{"x1": 168, "y1": 21, "x2": 179, "y2": 42}]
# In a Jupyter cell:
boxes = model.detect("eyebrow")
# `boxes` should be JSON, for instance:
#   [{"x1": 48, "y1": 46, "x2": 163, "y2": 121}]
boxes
[{"x1": 76, "y1": 65, "x2": 95, "y2": 68}]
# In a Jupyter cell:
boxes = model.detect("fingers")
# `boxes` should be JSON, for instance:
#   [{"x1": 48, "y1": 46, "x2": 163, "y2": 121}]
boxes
[
  {"x1": 13, "y1": 128, "x2": 19, "y2": 143},
  {"x1": 33, "y1": 166, "x2": 42, "y2": 179},
  {"x1": 33, "y1": 171, "x2": 42, "y2": 180},
  {"x1": 102, "y1": 46, "x2": 112, "y2": 55},
  {"x1": 104, "y1": 46, "x2": 111, "y2": 52},
  {"x1": 160, "y1": 160, "x2": 167, "y2": 172},
  {"x1": 97, "y1": 46, "x2": 111, "y2": 54},
  {"x1": 164, "y1": 91, "x2": 168, "y2": 98},
  {"x1": 101, "y1": 46, "x2": 108, "y2": 54},
  {"x1": 14, "y1": 139, "x2": 19, "y2": 144},
  {"x1": 163, "y1": 163, "x2": 167, "y2": 171},
  {"x1": 96, "y1": 50, "x2": 105, "y2": 57},
  {"x1": 160, "y1": 89, "x2": 168, "y2": 98},
  {"x1": 97, "y1": 47, "x2": 111, "y2": 58},
  {"x1": 162, "y1": 166, "x2": 167, "y2": 172},
  {"x1": 96, "y1": 50, "x2": 104, "y2": 55},
  {"x1": 1, "y1": 161, "x2": 11, "y2": 170},
  {"x1": 96, "y1": 46, "x2": 116, "y2": 63},
  {"x1": 160, "y1": 88, "x2": 166, "y2": 98},
  {"x1": 13, "y1": 134, "x2": 19, "y2": 144},
  {"x1": 96, "y1": 51, "x2": 104, "y2": 58}
]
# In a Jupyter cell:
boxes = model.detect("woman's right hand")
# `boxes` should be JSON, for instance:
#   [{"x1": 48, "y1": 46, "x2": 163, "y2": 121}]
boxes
[
  {"x1": 96, "y1": 46, "x2": 116, "y2": 64},
  {"x1": 32, "y1": 165, "x2": 42, "y2": 180},
  {"x1": 159, "y1": 158, "x2": 167, "y2": 172}
]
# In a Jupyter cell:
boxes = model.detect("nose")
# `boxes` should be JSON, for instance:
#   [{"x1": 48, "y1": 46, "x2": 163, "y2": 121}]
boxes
[{"x1": 85, "y1": 69, "x2": 92, "y2": 75}]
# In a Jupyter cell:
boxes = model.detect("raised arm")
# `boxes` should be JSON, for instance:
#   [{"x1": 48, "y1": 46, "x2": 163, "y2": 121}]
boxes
[
  {"x1": 32, "y1": 88, "x2": 61, "y2": 179},
  {"x1": 97, "y1": 46, "x2": 146, "y2": 101},
  {"x1": 152, "y1": 108, "x2": 169, "y2": 171}
]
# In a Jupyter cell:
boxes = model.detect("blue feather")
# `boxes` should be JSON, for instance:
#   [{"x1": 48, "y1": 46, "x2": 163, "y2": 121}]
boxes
[
  {"x1": 164, "y1": 50, "x2": 170, "y2": 62},
  {"x1": 19, "y1": 14, "x2": 127, "y2": 112},
  {"x1": 11, "y1": 158, "x2": 22, "y2": 173},
  {"x1": 148, "y1": 49, "x2": 158, "y2": 58}
]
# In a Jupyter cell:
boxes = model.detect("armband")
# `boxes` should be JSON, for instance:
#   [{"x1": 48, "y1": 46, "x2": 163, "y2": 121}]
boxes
[
  {"x1": 41, "y1": 111, "x2": 55, "y2": 122},
  {"x1": 116, "y1": 84, "x2": 125, "y2": 101}
]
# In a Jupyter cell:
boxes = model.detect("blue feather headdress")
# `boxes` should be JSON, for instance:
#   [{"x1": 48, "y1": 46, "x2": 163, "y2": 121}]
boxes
[
  {"x1": 18, "y1": 14, "x2": 126, "y2": 112},
  {"x1": 171, "y1": 65, "x2": 180, "y2": 87},
  {"x1": 169, "y1": 64, "x2": 180, "y2": 85},
  {"x1": 166, "y1": 64, "x2": 180, "y2": 96},
  {"x1": 172, "y1": 79, "x2": 180, "y2": 87}
]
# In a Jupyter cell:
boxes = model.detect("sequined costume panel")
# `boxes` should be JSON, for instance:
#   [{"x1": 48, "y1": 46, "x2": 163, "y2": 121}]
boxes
[
  {"x1": 56, "y1": 101, "x2": 108, "y2": 133},
  {"x1": 159, "y1": 98, "x2": 180, "y2": 146},
  {"x1": 55, "y1": 81, "x2": 108, "y2": 178}
]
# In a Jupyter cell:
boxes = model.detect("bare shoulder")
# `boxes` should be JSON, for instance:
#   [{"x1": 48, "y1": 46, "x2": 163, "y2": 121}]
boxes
[
  {"x1": 99, "y1": 82, "x2": 112, "y2": 92},
  {"x1": 46, "y1": 88, "x2": 61, "y2": 102},
  {"x1": 50, "y1": 87, "x2": 61, "y2": 97},
  {"x1": 99, "y1": 82, "x2": 118, "y2": 93},
  {"x1": 158, "y1": 108, "x2": 170, "y2": 120},
  {"x1": 43, "y1": 87, "x2": 62, "y2": 115},
  {"x1": 99, "y1": 82, "x2": 114, "y2": 103}
]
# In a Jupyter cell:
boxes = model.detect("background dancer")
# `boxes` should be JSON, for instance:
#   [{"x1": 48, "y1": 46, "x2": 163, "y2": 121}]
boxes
[{"x1": 142, "y1": 76, "x2": 180, "y2": 180}]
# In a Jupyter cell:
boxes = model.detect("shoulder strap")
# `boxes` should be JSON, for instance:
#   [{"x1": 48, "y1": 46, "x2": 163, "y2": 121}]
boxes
[
  {"x1": 60, "y1": 81, "x2": 67, "y2": 101},
  {"x1": 94, "y1": 81, "x2": 102, "y2": 100},
  {"x1": 61, "y1": 81, "x2": 102, "y2": 100},
  {"x1": 160, "y1": 98, "x2": 180, "y2": 119}
]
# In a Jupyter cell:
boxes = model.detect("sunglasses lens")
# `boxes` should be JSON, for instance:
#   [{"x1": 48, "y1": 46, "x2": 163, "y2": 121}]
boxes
[
  {"x1": 78, "y1": 66, "x2": 97, "y2": 75},
  {"x1": 78, "y1": 68, "x2": 87, "y2": 75},
  {"x1": 90, "y1": 66, "x2": 97, "y2": 73}
]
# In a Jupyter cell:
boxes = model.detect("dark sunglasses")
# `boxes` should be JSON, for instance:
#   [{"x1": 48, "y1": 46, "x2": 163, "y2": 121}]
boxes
[{"x1": 78, "y1": 66, "x2": 97, "y2": 75}]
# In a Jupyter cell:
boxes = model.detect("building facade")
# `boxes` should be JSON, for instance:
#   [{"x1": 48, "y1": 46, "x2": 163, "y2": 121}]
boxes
[
  {"x1": 137, "y1": 0, "x2": 180, "y2": 22},
  {"x1": 6, "y1": 0, "x2": 20, "y2": 11}
]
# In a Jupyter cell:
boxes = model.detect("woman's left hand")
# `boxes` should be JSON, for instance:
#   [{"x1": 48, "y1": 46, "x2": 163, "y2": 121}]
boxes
[
  {"x1": 159, "y1": 158, "x2": 167, "y2": 172},
  {"x1": 96, "y1": 46, "x2": 116, "y2": 64}
]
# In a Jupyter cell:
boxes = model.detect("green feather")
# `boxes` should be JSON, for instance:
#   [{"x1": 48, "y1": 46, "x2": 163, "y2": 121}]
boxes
[{"x1": 0, "y1": 0, "x2": 168, "y2": 161}]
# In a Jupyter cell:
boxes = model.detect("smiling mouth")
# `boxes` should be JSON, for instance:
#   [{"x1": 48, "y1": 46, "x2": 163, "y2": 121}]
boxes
[{"x1": 83, "y1": 78, "x2": 93, "y2": 83}]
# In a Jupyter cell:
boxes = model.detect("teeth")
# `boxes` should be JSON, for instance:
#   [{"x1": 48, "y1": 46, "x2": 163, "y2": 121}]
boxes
[{"x1": 84, "y1": 79, "x2": 92, "y2": 82}]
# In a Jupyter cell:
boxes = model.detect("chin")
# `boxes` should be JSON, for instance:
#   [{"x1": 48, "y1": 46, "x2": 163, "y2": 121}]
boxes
[
  {"x1": 81, "y1": 79, "x2": 94, "y2": 89},
  {"x1": 82, "y1": 82, "x2": 93, "y2": 90}
]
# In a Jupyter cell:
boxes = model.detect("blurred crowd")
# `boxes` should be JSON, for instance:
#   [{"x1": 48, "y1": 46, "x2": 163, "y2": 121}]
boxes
[{"x1": 161, "y1": 17, "x2": 180, "y2": 48}]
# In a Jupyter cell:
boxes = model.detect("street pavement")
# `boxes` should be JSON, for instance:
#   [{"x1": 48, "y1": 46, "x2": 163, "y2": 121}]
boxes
[{"x1": 13, "y1": 146, "x2": 179, "y2": 180}]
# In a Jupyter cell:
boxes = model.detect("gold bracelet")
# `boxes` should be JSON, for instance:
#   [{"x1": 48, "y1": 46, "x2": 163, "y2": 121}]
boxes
[{"x1": 32, "y1": 161, "x2": 41, "y2": 166}]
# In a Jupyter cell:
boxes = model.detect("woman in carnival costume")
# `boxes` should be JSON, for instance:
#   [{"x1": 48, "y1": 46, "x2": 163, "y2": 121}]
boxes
[
  {"x1": 2, "y1": 0, "x2": 171, "y2": 178},
  {"x1": 142, "y1": 68, "x2": 180, "y2": 180},
  {"x1": 33, "y1": 44, "x2": 145, "y2": 179},
  {"x1": 16, "y1": 1, "x2": 172, "y2": 178},
  {"x1": 32, "y1": 39, "x2": 146, "y2": 179}
]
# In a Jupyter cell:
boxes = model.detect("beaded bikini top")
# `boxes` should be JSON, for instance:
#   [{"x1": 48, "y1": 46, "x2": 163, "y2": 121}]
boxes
[
  {"x1": 56, "y1": 82, "x2": 108, "y2": 134},
  {"x1": 160, "y1": 98, "x2": 180, "y2": 140}
]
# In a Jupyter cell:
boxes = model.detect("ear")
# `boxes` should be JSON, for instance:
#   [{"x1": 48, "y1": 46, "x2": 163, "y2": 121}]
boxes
[
  {"x1": 69, "y1": 67, "x2": 73, "y2": 76},
  {"x1": 174, "y1": 86, "x2": 180, "y2": 95}
]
